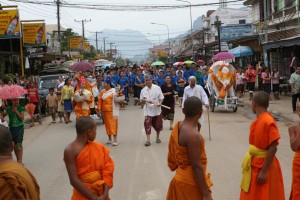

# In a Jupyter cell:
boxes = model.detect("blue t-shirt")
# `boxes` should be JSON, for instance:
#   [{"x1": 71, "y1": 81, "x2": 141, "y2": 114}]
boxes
[
  {"x1": 157, "y1": 76, "x2": 165, "y2": 87},
  {"x1": 200, "y1": 75, "x2": 208, "y2": 87},
  {"x1": 112, "y1": 74, "x2": 120, "y2": 85},
  {"x1": 152, "y1": 74, "x2": 158, "y2": 84},
  {"x1": 183, "y1": 70, "x2": 190, "y2": 81},
  {"x1": 119, "y1": 77, "x2": 129, "y2": 87},
  {"x1": 135, "y1": 76, "x2": 145, "y2": 85},
  {"x1": 171, "y1": 75, "x2": 179, "y2": 86}
]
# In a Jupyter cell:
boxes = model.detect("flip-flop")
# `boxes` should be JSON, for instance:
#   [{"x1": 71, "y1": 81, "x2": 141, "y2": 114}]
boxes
[
  {"x1": 156, "y1": 138, "x2": 161, "y2": 143},
  {"x1": 106, "y1": 141, "x2": 112, "y2": 144},
  {"x1": 112, "y1": 142, "x2": 118, "y2": 146},
  {"x1": 145, "y1": 141, "x2": 151, "y2": 146}
]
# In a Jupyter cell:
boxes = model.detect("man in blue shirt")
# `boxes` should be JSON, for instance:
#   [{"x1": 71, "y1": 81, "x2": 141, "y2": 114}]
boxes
[{"x1": 157, "y1": 70, "x2": 165, "y2": 87}]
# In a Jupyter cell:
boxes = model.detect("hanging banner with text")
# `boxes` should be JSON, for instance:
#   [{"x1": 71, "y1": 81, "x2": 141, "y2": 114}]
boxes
[
  {"x1": 69, "y1": 36, "x2": 83, "y2": 51},
  {"x1": 0, "y1": 9, "x2": 21, "y2": 38},
  {"x1": 22, "y1": 23, "x2": 47, "y2": 47},
  {"x1": 83, "y1": 41, "x2": 90, "y2": 52}
]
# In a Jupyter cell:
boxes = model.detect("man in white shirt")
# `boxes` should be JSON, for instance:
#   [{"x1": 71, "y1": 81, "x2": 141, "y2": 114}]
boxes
[
  {"x1": 140, "y1": 75, "x2": 164, "y2": 146},
  {"x1": 182, "y1": 76, "x2": 209, "y2": 125}
]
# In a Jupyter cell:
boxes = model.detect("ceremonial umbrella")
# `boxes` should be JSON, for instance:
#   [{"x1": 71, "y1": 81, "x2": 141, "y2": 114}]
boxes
[
  {"x1": 197, "y1": 59, "x2": 204, "y2": 63},
  {"x1": 212, "y1": 52, "x2": 235, "y2": 61},
  {"x1": 70, "y1": 61, "x2": 95, "y2": 72},
  {"x1": 183, "y1": 60, "x2": 196, "y2": 65},
  {"x1": 229, "y1": 46, "x2": 253, "y2": 57},
  {"x1": 0, "y1": 85, "x2": 28, "y2": 99},
  {"x1": 173, "y1": 61, "x2": 183, "y2": 66},
  {"x1": 151, "y1": 61, "x2": 165, "y2": 66}
]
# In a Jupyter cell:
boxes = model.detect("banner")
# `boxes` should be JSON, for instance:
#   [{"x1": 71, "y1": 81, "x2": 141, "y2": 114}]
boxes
[
  {"x1": 69, "y1": 36, "x2": 83, "y2": 50},
  {"x1": 72, "y1": 54, "x2": 84, "y2": 59},
  {"x1": 95, "y1": 54, "x2": 106, "y2": 59},
  {"x1": 0, "y1": 9, "x2": 20, "y2": 38},
  {"x1": 83, "y1": 41, "x2": 90, "y2": 52},
  {"x1": 220, "y1": 24, "x2": 253, "y2": 42},
  {"x1": 22, "y1": 23, "x2": 46, "y2": 47}
]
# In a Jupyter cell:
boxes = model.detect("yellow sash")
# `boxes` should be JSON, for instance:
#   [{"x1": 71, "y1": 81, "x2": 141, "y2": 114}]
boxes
[{"x1": 240, "y1": 145, "x2": 267, "y2": 192}]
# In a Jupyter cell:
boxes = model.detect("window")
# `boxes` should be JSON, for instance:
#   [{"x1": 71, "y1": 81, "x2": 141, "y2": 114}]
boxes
[{"x1": 239, "y1": 20, "x2": 246, "y2": 24}]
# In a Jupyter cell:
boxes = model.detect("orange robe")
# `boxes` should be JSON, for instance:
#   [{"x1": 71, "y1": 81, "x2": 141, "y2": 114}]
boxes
[
  {"x1": 240, "y1": 112, "x2": 284, "y2": 200},
  {"x1": 0, "y1": 161, "x2": 40, "y2": 200},
  {"x1": 72, "y1": 141, "x2": 114, "y2": 200},
  {"x1": 290, "y1": 148, "x2": 300, "y2": 199},
  {"x1": 167, "y1": 122, "x2": 212, "y2": 200},
  {"x1": 74, "y1": 89, "x2": 93, "y2": 118},
  {"x1": 98, "y1": 89, "x2": 118, "y2": 136}
]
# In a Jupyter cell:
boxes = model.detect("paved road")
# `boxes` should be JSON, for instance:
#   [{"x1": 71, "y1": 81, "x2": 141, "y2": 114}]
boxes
[{"x1": 21, "y1": 101, "x2": 294, "y2": 200}]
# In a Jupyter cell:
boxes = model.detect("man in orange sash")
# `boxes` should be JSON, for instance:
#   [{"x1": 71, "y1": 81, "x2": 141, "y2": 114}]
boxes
[
  {"x1": 240, "y1": 91, "x2": 284, "y2": 200},
  {"x1": 0, "y1": 125, "x2": 40, "y2": 200},
  {"x1": 288, "y1": 102, "x2": 300, "y2": 199},
  {"x1": 64, "y1": 117, "x2": 114, "y2": 200},
  {"x1": 74, "y1": 83, "x2": 93, "y2": 118},
  {"x1": 167, "y1": 97, "x2": 212, "y2": 200}
]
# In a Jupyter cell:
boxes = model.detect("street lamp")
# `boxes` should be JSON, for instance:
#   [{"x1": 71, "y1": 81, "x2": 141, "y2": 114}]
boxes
[
  {"x1": 150, "y1": 22, "x2": 171, "y2": 63},
  {"x1": 176, "y1": 0, "x2": 194, "y2": 61}
]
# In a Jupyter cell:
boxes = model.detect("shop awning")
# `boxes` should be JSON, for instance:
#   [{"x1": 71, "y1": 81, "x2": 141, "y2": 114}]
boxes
[{"x1": 264, "y1": 36, "x2": 300, "y2": 50}]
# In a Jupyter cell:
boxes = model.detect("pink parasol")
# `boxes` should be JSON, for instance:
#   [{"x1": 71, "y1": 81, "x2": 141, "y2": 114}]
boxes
[
  {"x1": 197, "y1": 59, "x2": 204, "y2": 63},
  {"x1": 212, "y1": 52, "x2": 235, "y2": 61},
  {"x1": 70, "y1": 61, "x2": 95, "y2": 72},
  {"x1": 0, "y1": 85, "x2": 28, "y2": 99}
]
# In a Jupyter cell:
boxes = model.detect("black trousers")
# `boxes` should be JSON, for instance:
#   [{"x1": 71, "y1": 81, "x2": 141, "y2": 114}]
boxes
[{"x1": 292, "y1": 93, "x2": 300, "y2": 111}]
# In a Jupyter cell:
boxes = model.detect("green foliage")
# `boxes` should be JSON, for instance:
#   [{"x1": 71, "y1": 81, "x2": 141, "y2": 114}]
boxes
[
  {"x1": 60, "y1": 28, "x2": 76, "y2": 52},
  {"x1": 158, "y1": 55, "x2": 168, "y2": 63}
]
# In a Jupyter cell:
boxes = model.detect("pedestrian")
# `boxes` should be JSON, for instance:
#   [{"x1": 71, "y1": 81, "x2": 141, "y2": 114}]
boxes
[
  {"x1": 0, "y1": 125, "x2": 40, "y2": 199},
  {"x1": 182, "y1": 76, "x2": 209, "y2": 126},
  {"x1": 57, "y1": 94, "x2": 64, "y2": 123},
  {"x1": 6, "y1": 98, "x2": 25, "y2": 164},
  {"x1": 290, "y1": 65, "x2": 300, "y2": 113},
  {"x1": 161, "y1": 76, "x2": 176, "y2": 130},
  {"x1": 98, "y1": 76, "x2": 120, "y2": 146},
  {"x1": 140, "y1": 75, "x2": 164, "y2": 146},
  {"x1": 63, "y1": 117, "x2": 114, "y2": 200},
  {"x1": 74, "y1": 83, "x2": 93, "y2": 119},
  {"x1": 61, "y1": 78, "x2": 74, "y2": 124},
  {"x1": 167, "y1": 96, "x2": 212, "y2": 200},
  {"x1": 288, "y1": 102, "x2": 300, "y2": 200},
  {"x1": 46, "y1": 88, "x2": 58, "y2": 123},
  {"x1": 240, "y1": 91, "x2": 284, "y2": 200},
  {"x1": 134, "y1": 70, "x2": 145, "y2": 106},
  {"x1": 176, "y1": 71, "x2": 186, "y2": 107},
  {"x1": 261, "y1": 67, "x2": 272, "y2": 96},
  {"x1": 271, "y1": 67, "x2": 280, "y2": 100},
  {"x1": 245, "y1": 64, "x2": 256, "y2": 100},
  {"x1": 0, "y1": 111, "x2": 8, "y2": 127},
  {"x1": 157, "y1": 70, "x2": 165, "y2": 87},
  {"x1": 200, "y1": 69, "x2": 210, "y2": 98},
  {"x1": 27, "y1": 82, "x2": 41, "y2": 127},
  {"x1": 119, "y1": 71, "x2": 129, "y2": 105},
  {"x1": 195, "y1": 67, "x2": 203, "y2": 85},
  {"x1": 236, "y1": 68, "x2": 246, "y2": 98},
  {"x1": 290, "y1": 51, "x2": 299, "y2": 75}
]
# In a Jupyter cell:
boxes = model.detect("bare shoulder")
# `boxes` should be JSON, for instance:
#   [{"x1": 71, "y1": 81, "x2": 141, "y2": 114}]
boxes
[
  {"x1": 64, "y1": 141, "x2": 84, "y2": 161},
  {"x1": 180, "y1": 125, "x2": 201, "y2": 144},
  {"x1": 288, "y1": 124, "x2": 298, "y2": 133}
]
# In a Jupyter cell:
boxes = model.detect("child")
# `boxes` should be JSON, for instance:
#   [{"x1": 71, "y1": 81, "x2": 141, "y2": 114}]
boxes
[
  {"x1": 0, "y1": 111, "x2": 8, "y2": 127},
  {"x1": 46, "y1": 88, "x2": 58, "y2": 123},
  {"x1": 57, "y1": 94, "x2": 65, "y2": 123}
]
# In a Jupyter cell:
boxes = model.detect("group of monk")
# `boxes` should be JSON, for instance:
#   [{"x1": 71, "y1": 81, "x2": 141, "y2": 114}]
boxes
[{"x1": 1, "y1": 85, "x2": 300, "y2": 199}]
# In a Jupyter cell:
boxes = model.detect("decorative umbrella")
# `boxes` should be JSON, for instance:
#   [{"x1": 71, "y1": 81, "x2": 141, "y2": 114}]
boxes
[
  {"x1": 197, "y1": 59, "x2": 205, "y2": 63},
  {"x1": 183, "y1": 60, "x2": 196, "y2": 65},
  {"x1": 151, "y1": 61, "x2": 165, "y2": 66},
  {"x1": 0, "y1": 85, "x2": 28, "y2": 99},
  {"x1": 70, "y1": 61, "x2": 95, "y2": 72},
  {"x1": 173, "y1": 61, "x2": 183, "y2": 66},
  {"x1": 212, "y1": 52, "x2": 235, "y2": 61},
  {"x1": 229, "y1": 46, "x2": 253, "y2": 57}
]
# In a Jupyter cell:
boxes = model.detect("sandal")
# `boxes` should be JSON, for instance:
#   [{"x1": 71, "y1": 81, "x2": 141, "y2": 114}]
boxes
[
  {"x1": 156, "y1": 138, "x2": 161, "y2": 144},
  {"x1": 112, "y1": 142, "x2": 118, "y2": 146},
  {"x1": 106, "y1": 141, "x2": 112, "y2": 144},
  {"x1": 145, "y1": 141, "x2": 151, "y2": 146}
]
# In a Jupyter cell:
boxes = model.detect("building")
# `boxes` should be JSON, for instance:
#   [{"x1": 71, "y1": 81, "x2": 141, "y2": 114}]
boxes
[{"x1": 148, "y1": 43, "x2": 180, "y2": 63}]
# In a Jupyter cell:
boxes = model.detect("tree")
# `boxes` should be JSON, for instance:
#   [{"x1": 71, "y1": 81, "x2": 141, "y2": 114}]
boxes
[{"x1": 59, "y1": 28, "x2": 76, "y2": 52}]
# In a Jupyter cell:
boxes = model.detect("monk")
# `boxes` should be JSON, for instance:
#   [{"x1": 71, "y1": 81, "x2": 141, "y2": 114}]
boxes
[
  {"x1": 0, "y1": 125, "x2": 40, "y2": 199},
  {"x1": 240, "y1": 91, "x2": 284, "y2": 200},
  {"x1": 288, "y1": 102, "x2": 300, "y2": 199},
  {"x1": 74, "y1": 83, "x2": 93, "y2": 118},
  {"x1": 167, "y1": 96, "x2": 213, "y2": 200},
  {"x1": 98, "y1": 76, "x2": 120, "y2": 146},
  {"x1": 64, "y1": 117, "x2": 114, "y2": 200}
]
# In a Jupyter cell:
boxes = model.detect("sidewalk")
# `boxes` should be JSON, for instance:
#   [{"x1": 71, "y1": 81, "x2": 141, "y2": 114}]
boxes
[{"x1": 238, "y1": 92, "x2": 298, "y2": 124}]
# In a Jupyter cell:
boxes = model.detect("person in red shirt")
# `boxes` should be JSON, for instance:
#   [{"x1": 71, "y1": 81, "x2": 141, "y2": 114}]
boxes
[
  {"x1": 246, "y1": 65, "x2": 256, "y2": 100},
  {"x1": 27, "y1": 82, "x2": 41, "y2": 126}
]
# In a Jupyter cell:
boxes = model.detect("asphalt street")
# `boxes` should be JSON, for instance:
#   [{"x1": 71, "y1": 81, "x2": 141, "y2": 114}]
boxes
[{"x1": 20, "y1": 101, "x2": 294, "y2": 200}]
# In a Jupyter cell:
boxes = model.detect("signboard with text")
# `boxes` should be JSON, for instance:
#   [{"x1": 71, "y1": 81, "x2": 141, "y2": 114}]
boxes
[
  {"x1": 69, "y1": 36, "x2": 83, "y2": 50},
  {"x1": 83, "y1": 41, "x2": 90, "y2": 52},
  {"x1": 0, "y1": 9, "x2": 20, "y2": 38},
  {"x1": 72, "y1": 54, "x2": 84, "y2": 59},
  {"x1": 220, "y1": 24, "x2": 253, "y2": 42},
  {"x1": 22, "y1": 23, "x2": 46, "y2": 47}
]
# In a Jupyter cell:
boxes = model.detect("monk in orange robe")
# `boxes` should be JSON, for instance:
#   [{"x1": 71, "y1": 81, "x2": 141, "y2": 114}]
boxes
[
  {"x1": 0, "y1": 125, "x2": 40, "y2": 200},
  {"x1": 167, "y1": 96, "x2": 212, "y2": 200},
  {"x1": 74, "y1": 83, "x2": 93, "y2": 118},
  {"x1": 288, "y1": 102, "x2": 300, "y2": 200},
  {"x1": 98, "y1": 76, "x2": 119, "y2": 146},
  {"x1": 64, "y1": 117, "x2": 114, "y2": 200},
  {"x1": 240, "y1": 91, "x2": 284, "y2": 200}
]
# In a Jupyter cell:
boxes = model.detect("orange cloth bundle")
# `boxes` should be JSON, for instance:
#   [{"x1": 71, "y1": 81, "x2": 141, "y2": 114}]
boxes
[{"x1": 25, "y1": 103, "x2": 36, "y2": 118}]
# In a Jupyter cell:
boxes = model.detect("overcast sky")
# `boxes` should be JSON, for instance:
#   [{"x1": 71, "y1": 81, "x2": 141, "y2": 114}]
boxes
[{"x1": 0, "y1": 0, "x2": 244, "y2": 41}]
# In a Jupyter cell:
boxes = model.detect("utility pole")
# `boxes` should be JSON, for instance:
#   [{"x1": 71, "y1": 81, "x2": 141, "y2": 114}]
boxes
[
  {"x1": 107, "y1": 42, "x2": 115, "y2": 60},
  {"x1": 214, "y1": 16, "x2": 222, "y2": 52},
  {"x1": 103, "y1": 37, "x2": 108, "y2": 53},
  {"x1": 263, "y1": 0, "x2": 269, "y2": 67},
  {"x1": 91, "y1": 31, "x2": 102, "y2": 53},
  {"x1": 75, "y1": 19, "x2": 91, "y2": 39},
  {"x1": 55, "y1": 0, "x2": 61, "y2": 53}
]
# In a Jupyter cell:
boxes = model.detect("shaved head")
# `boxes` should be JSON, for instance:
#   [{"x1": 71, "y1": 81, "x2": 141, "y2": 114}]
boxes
[
  {"x1": 76, "y1": 117, "x2": 96, "y2": 135},
  {"x1": 253, "y1": 91, "x2": 269, "y2": 109},
  {"x1": 183, "y1": 96, "x2": 203, "y2": 118},
  {"x1": 0, "y1": 125, "x2": 12, "y2": 155}
]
